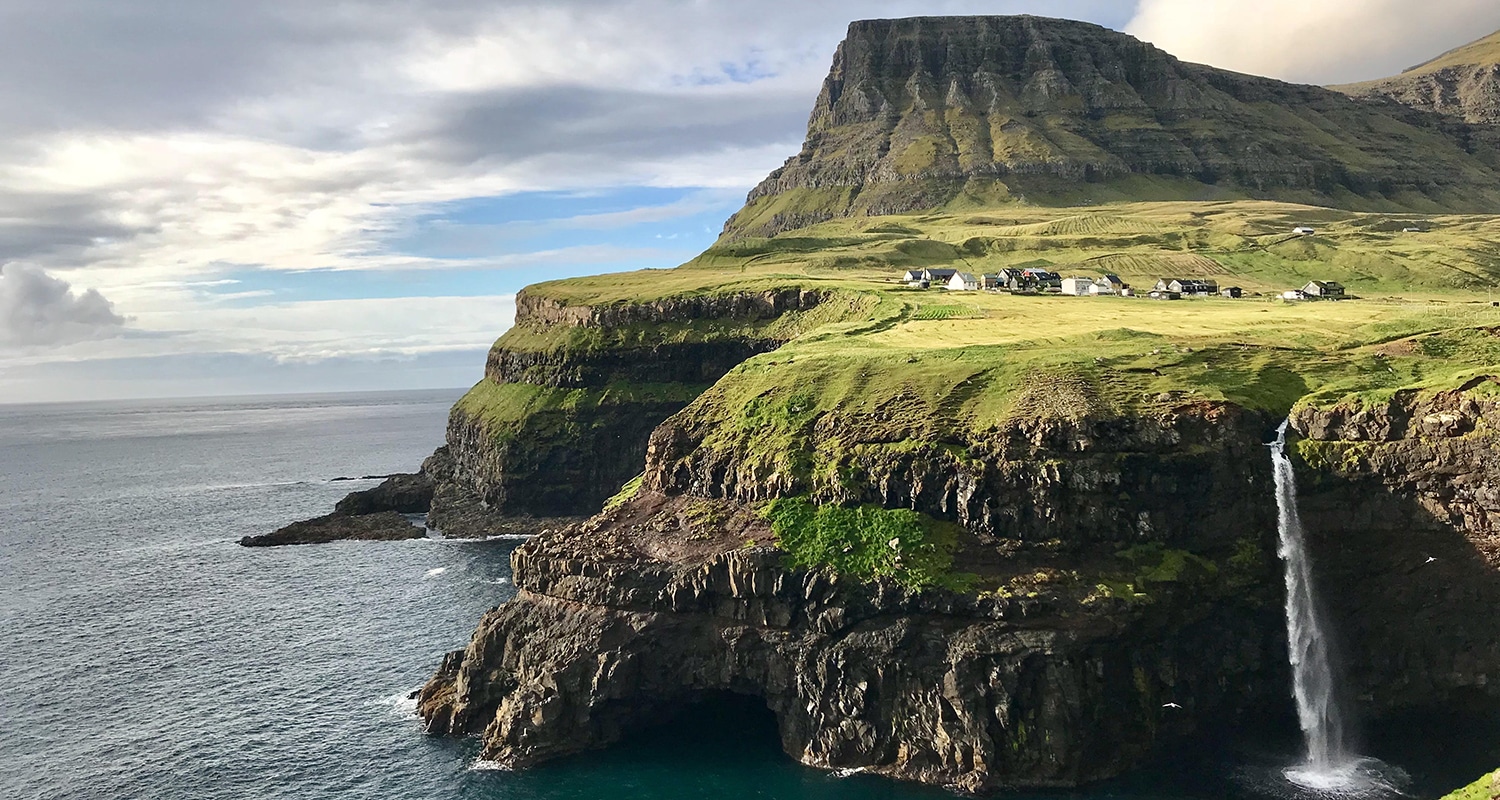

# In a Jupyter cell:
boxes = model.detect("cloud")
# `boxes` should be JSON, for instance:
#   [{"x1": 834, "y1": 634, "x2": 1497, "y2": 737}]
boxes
[
  {"x1": 0, "y1": 0, "x2": 1139, "y2": 398},
  {"x1": 1126, "y1": 0, "x2": 1500, "y2": 85},
  {"x1": 0, "y1": 264, "x2": 125, "y2": 348}
]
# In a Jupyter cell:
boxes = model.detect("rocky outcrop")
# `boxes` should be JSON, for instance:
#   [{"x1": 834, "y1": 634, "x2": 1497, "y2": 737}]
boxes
[
  {"x1": 1290, "y1": 380, "x2": 1500, "y2": 714},
  {"x1": 269, "y1": 287, "x2": 837, "y2": 541},
  {"x1": 431, "y1": 288, "x2": 832, "y2": 523},
  {"x1": 334, "y1": 472, "x2": 434, "y2": 516},
  {"x1": 417, "y1": 405, "x2": 1290, "y2": 791},
  {"x1": 1334, "y1": 31, "x2": 1500, "y2": 168},
  {"x1": 240, "y1": 510, "x2": 424, "y2": 546},
  {"x1": 723, "y1": 16, "x2": 1500, "y2": 238}
]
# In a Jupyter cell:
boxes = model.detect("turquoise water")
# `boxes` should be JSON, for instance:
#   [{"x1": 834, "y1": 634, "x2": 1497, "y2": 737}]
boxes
[{"x1": 0, "y1": 391, "x2": 1491, "y2": 799}]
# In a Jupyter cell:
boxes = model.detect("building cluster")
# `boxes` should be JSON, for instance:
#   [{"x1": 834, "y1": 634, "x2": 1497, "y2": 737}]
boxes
[{"x1": 900, "y1": 268, "x2": 1346, "y2": 303}]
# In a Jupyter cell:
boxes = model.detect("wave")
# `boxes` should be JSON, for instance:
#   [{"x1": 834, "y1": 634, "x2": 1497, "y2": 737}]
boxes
[
  {"x1": 469, "y1": 759, "x2": 512, "y2": 772},
  {"x1": 424, "y1": 567, "x2": 448, "y2": 578}
]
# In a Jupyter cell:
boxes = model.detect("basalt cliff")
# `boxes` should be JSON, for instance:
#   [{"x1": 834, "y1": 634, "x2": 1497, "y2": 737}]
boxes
[
  {"x1": 723, "y1": 16, "x2": 1500, "y2": 239},
  {"x1": 275, "y1": 14, "x2": 1500, "y2": 794}
]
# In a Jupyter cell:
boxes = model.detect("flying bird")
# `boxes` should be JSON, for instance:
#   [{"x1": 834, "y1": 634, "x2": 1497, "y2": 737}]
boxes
[
  {"x1": 1162, "y1": 702, "x2": 1183, "y2": 709},
  {"x1": 1425, "y1": 557, "x2": 1438, "y2": 564}
]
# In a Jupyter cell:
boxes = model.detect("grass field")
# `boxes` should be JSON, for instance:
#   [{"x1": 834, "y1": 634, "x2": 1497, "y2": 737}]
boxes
[{"x1": 509, "y1": 200, "x2": 1500, "y2": 416}]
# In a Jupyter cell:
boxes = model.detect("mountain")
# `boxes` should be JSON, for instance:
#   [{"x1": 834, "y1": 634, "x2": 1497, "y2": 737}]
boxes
[
  {"x1": 1334, "y1": 30, "x2": 1500, "y2": 125},
  {"x1": 723, "y1": 16, "x2": 1500, "y2": 239}
]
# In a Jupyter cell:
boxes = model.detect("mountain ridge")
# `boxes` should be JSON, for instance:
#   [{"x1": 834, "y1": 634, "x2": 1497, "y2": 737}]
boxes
[
  {"x1": 1334, "y1": 29, "x2": 1500, "y2": 127},
  {"x1": 722, "y1": 15, "x2": 1500, "y2": 240}
]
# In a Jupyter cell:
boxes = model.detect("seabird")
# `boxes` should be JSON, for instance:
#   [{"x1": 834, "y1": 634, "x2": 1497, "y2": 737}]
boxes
[
  {"x1": 1425, "y1": 557, "x2": 1438, "y2": 564},
  {"x1": 1162, "y1": 702, "x2": 1183, "y2": 709}
]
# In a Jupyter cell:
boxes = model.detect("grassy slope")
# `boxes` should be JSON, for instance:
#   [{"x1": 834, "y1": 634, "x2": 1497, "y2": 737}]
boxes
[
  {"x1": 514, "y1": 200, "x2": 1500, "y2": 421},
  {"x1": 489, "y1": 199, "x2": 1500, "y2": 593}
]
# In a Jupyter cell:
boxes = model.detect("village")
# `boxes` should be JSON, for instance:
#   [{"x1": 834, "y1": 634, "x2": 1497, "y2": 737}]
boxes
[{"x1": 898, "y1": 266, "x2": 1347, "y2": 301}]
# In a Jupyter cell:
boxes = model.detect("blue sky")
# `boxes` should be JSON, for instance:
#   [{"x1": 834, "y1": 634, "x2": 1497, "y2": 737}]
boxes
[{"x1": 0, "y1": 0, "x2": 1494, "y2": 402}]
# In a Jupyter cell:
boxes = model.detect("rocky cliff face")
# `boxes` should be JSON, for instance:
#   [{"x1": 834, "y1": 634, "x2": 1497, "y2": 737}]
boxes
[
  {"x1": 1291, "y1": 380, "x2": 1500, "y2": 714},
  {"x1": 418, "y1": 403, "x2": 1290, "y2": 791},
  {"x1": 1334, "y1": 30, "x2": 1500, "y2": 167},
  {"x1": 723, "y1": 16, "x2": 1500, "y2": 239},
  {"x1": 426, "y1": 287, "x2": 830, "y2": 534}
]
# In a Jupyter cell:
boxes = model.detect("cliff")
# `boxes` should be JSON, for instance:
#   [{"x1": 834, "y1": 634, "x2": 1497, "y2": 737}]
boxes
[
  {"x1": 419, "y1": 405, "x2": 1289, "y2": 791},
  {"x1": 1334, "y1": 30, "x2": 1500, "y2": 166},
  {"x1": 1335, "y1": 30, "x2": 1500, "y2": 125},
  {"x1": 1291, "y1": 382, "x2": 1500, "y2": 712},
  {"x1": 723, "y1": 16, "x2": 1500, "y2": 239},
  {"x1": 252, "y1": 14, "x2": 1500, "y2": 793},
  {"x1": 425, "y1": 283, "x2": 854, "y2": 534}
]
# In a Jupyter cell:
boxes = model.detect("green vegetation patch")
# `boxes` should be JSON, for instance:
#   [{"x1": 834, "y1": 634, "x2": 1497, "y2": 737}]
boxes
[
  {"x1": 760, "y1": 496, "x2": 974, "y2": 591},
  {"x1": 1439, "y1": 769, "x2": 1499, "y2": 800},
  {"x1": 455, "y1": 379, "x2": 706, "y2": 439}
]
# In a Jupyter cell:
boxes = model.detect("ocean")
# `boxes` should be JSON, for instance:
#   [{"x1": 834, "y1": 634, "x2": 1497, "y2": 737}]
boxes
[{"x1": 0, "y1": 390, "x2": 1492, "y2": 800}]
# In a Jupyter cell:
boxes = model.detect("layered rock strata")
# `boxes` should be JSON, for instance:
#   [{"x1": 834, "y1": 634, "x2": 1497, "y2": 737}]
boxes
[
  {"x1": 724, "y1": 16, "x2": 1500, "y2": 238},
  {"x1": 418, "y1": 405, "x2": 1290, "y2": 791},
  {"x1": 1291, "y1": 380, "x2": 1500, "y2": 714}
]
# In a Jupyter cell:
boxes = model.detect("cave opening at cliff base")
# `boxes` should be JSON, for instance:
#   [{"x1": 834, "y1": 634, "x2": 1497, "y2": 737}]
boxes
[{"x1": 607, "y1": 690, "x2": 786, "y2": 767}]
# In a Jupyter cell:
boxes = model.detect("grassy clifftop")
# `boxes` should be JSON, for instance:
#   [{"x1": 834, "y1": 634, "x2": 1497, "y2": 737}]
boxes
[{"x1": 512, "y1": 200, "x2": 1500, "y2": 424}]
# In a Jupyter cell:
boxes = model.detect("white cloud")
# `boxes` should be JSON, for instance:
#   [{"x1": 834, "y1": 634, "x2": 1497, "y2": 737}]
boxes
[{"x1": 1126, "y1": 0, "x2": 1500, "y2": 85}]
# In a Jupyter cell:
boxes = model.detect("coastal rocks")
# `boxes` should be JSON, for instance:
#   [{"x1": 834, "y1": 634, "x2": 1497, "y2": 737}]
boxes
[
  {"x1": 418, "y1": 403, "x2": 1288, "y2": 791},
  {"x1": 334, "y1": 472, "x2": 434, "y2": 516},
  {"x1": 240, "y1": 510, "x2": 424, "y2": 547},
  {"x1": 1290, "y1": 381, "x2": 1500, "y2": 714}
]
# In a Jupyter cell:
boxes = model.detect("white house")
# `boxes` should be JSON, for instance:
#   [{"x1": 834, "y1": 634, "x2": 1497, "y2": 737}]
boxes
[
  {"x1": 1060, "y1": 277, "x2": 1094, "y2": 296},
  {"x1": 1282, "y1": 289, "x2": 1306, "y2": 301},
  {"x1": 947, "y1": 272, "x2": 979, "y2": 291},
  {"x1": 1293, "y1": 227, "x2": 1316, "y2": 235}
]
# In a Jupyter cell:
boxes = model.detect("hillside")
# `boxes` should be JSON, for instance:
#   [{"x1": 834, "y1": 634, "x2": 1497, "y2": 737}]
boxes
[
  {"x1": 722, "y1": 16, "x2": 1500, "y2": 239},
  {"x1": 285, "y1": 15, "x2": 1500, "y2": 793},
  {"x1": 1335, "y1": 30, "x2": 1500, "y2": 125}
]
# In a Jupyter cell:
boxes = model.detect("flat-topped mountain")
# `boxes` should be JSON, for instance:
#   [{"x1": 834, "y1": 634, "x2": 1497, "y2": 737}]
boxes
[
  {"x1": 1334, "y1": 30, "x2": 1500, "y2": 125},
  {"x1": 723, "y1": 16, "x2": 1500, "y2": 239}
]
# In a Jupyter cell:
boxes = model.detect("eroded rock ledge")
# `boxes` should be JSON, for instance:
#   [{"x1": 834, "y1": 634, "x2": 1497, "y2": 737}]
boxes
[{"x1": 417, "y1": 406, "x2": 1289, "y2": 792}]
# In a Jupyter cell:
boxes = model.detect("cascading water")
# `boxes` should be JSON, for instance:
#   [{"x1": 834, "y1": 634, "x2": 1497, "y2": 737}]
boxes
[{"x1": 1265, "y1": 421, "x2": 1407, "y2": 798}]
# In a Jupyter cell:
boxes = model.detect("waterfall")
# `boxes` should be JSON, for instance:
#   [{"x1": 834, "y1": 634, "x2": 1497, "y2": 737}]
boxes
[{"x1": 1269, "y1": 420, "x2": 1349, "y2": 772}]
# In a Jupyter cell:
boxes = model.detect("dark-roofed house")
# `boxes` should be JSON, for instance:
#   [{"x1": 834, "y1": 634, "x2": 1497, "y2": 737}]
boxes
[
  {"x1": 1221, "y1": 286, "x2": 1243, "y2": 298},
  {"x1": 1157, "y1": 278, "x2": 1219, "y2": 296},
  {"x1": 1022, "y1": 268, "x2": 1062, "y2": 291},
  {"x1": 1302, "y1": 280, "x2": 1346, "y2": 299},
  {"x1": 923, "y1": 268, "x2": 959, "y2": 283},
  {"x1": 1093, "y1": 274, "x2": 1126, "y2": 295},
  {"x1": 982, "y1": 273, "x2": 1003, "y2": 290}
]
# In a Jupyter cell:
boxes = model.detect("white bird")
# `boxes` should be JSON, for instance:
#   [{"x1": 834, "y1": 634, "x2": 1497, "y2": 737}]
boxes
[
  {"x1": 1162, "y1": 702, "x2": 1183, "y2": 709},
  {"x1": 1425, "y1": 557, "x2": 1438, "y2": 564}
]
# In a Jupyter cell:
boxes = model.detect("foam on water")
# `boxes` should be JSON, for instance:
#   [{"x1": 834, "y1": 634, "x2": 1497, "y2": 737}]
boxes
[{"x1": 424, "y1": 567, "x2": 448, "y2": 577}]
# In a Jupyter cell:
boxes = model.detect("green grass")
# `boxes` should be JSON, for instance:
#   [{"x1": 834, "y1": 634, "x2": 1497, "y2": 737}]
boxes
[
  {"x1": 761, "y1": 496, "x2": 974, "y2": 591},
  {"x1": 454, "y1": 379, "x2": 707, "y2": 436},
  {"x1": 1439, "y1": 769, "x2": 1498, "y2": 800}
]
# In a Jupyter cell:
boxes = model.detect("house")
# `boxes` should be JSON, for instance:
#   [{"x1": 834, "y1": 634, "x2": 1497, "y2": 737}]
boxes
[
  {"x1": 901, "y1": 269, "x2": 926, "y2": 284},
  {"x1": 947, "y1": 272, "x2": 979, "y2": 292},
  {"x1": 1294, "y1": 227, "x2": 1316, "y2": 235},
  {"x1": 1092, "y1": 274, "x2": 1126, "y2": 295},
  {"x1": 922, "y1": 268, "x2": 958, "y2": 283},
  {"x1": 1060, "y1": 277, "x2": 1095, "y2": 296},
  {"x1": 1221, "y1": 286, "x2": 1243, "y2": 299},
  {"x1": 1120, "y1": 287, "x2": 1136, "y2": 298},
  {"x1": 1022, "y1": 268, "x2": 1063, "y2": 291},
  {"x1": 981, "y1": 273, "x2": 1003, "y2": 290},
  {"x1": 1157, "y1": 278, "x2": 1219, "y2": 296},
  {"x1": 1282, "y1": 289, "x2": 1306, "y2": 301},
  {"x1": 1302, "y1": 280, "x2": 1345, "y2": 299}
]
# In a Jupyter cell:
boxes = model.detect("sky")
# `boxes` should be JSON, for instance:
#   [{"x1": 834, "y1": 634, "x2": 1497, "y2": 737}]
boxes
[{"x1": 3, "y1": 0, "x2": 1498, "y2": 403}]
